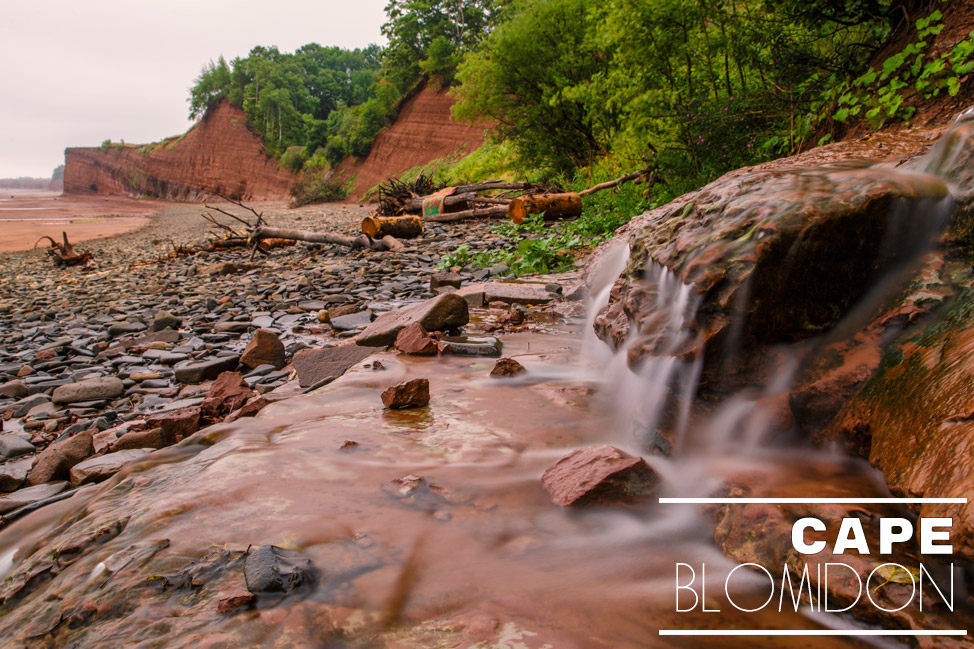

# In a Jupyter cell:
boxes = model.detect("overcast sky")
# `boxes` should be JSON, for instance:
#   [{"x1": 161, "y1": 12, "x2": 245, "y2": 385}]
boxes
[{"x1": 0, "y1": 0, "x2": 389, "y2": 179}]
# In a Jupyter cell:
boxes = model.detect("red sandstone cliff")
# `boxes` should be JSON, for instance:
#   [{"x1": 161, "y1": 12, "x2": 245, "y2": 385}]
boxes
[
  {"x1": 63, "y1": 102, "x2": 294, "y2": 201},
  {"x1": 336, "y1": 83, "x2": 492, "y2": 201}
]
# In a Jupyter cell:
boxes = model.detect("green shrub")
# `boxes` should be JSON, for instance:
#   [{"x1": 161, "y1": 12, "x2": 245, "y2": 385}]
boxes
[{"x1": 289, "y1": 172, "x2": 348, "y2": 206}]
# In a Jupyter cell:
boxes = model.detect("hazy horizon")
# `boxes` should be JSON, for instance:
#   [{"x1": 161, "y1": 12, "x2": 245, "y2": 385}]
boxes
[{"x1": 0, "y1": 0, "x2": 389, "y2": 179}]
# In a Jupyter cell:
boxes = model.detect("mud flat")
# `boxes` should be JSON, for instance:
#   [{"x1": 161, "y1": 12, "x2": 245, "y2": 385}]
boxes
[{"x1": 0, "y1": 190, "x2": 161, "y2": 253}]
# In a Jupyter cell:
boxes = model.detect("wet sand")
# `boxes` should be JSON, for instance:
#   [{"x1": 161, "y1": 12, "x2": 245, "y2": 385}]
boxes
[{"x1": 0, "y1": 189, "x2": 163, "y2": 252}]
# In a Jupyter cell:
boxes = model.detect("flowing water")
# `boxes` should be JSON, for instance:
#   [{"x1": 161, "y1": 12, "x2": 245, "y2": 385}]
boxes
[{"x1": 2, "y1": 122, "x2": 974, "y2": 647}]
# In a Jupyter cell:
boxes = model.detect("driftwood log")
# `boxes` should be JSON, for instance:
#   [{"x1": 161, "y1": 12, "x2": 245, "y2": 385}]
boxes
[
  {"x1": 361, "y1": 215, "x2": 423, "y2": 239},
  {"x1": 249, "y1": 226, "x2": 402, "y2": 251},
  {"x1": 507, "y1": 193, "x2": 583, "y2": 224}
]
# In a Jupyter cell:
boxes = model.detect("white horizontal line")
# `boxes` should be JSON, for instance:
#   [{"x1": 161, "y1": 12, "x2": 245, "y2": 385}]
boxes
[
  {"x1": 659, "y1": 630, "x2": 968, "y2": 636},
  {"x1": 659, "y1": 498, "x2": 968, "y2": 504}
]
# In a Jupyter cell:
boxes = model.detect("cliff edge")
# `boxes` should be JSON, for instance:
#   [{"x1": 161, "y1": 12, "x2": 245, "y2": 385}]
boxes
[{"x1": 63, "y1": 102, "x2": 295, "y2": 201}]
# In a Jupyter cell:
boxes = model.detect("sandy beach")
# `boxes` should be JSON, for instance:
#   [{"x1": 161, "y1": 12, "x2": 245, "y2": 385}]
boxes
[{"x1": 0, "y1": 189, "x2": 161, "y2": 253}]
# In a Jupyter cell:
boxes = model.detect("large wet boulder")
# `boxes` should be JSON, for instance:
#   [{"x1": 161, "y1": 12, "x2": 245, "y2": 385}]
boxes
[
  {"x1": 356, "y1": 293, "x2": 469, "y2": 347},
  {"x1": 594, "y1": 165, "x2": 949, "y2": 376}
]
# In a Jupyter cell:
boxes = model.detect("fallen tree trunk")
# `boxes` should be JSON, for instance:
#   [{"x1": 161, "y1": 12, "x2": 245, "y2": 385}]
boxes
[
  {"x1": 423, "y1": 205, "x2": 510, "y2": 223},
  {"x1": 250, "y1": 226, "x2": 401, "y2": 251},
  {"x1": 508, "y1": 193, "x2": 583, "y2": 224},
  {"x1": 361, "y1": 215, "x2": 423, "y2": 239}
]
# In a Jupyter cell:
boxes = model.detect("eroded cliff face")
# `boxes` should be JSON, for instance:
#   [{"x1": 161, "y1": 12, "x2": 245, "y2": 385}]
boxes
[
  {"x1": 63, "y1": 102, "x2": 294, "y2": 201},
  {"x1": 336, "y1": 83, "x2": 492, "y2": 201}
]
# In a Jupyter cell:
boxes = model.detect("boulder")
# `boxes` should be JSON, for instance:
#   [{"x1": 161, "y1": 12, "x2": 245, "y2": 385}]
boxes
[
  {"x1": 244, "y1": 545, "x2": 317, "y2": 595},
  {"x1": 240, "y1": 329, "x2": 286, "y2": 370},
  {"x1": 592, "y1": 164, "x2": 950, "y2": 376},
  {"x1": 381, "y1": 378, "x2": 430, "y2": 409},
  {"x1": 27, "y1": 431, "x2": 94, "y2": 485},
  {"x1": 395, "y1": 323, "x2": 438, "y2": 356},
  {"x1": 356, "y1": 293, "x2": 469, "y2": 347},
  {"x1": 292, "y1": 345, "x2": 374, "y2": 388},
  {"x1": 490, "y1": 358, "x2": 526, "y2": 378},
  {"x1": 541, "y1": 445, "x2": 659, "y2": 507},
  {"x1": 52, "y1": 377, "x2": 124, "y2": 404}
]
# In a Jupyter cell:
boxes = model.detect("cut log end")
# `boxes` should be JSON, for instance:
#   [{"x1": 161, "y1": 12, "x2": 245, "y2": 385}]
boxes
[
  {"x1": 362, "y1": 215, "x2": 423, "y2": 239},
  {"x1": 508, "y1": 193, "x2": 583, "y2": 224}
]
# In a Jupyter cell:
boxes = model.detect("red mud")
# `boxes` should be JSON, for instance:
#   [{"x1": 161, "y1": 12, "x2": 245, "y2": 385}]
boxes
[{"x1": 0, "y1": 189, "x2": 161, "y2": 253}]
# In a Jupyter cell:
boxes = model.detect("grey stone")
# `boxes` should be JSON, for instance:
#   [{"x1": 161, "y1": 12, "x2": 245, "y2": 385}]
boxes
[
  {"x1": 0, "y1": 481, "x2": 69, "y2": 515},
  {"x1": 0, "y1": 435, "x2": 34, "y2": 460},
  {"x1": 356, "y1": 293, "x2": 469, "y2": 347},
  {"x1": 0, "y1": 458, "x2": 32, "y2": 492},
  {"x1": 11, "y1": 394, "x2": 50, "y2": 418},
  {"x1": 441, "y1": 335, "x2": 503, "y2": 357},
  {"x1": 151, "y1": 310, "x2": 181, "y2": 332},
  {"x1": 330, "y1": 311, "x2": 373, "y2": 331},
  {"x1": 108, "y1": 321, "x2": 147, "y2": 337},
  {"x1": 244, "y1": 545, "x2": 317, "y2": 595},
  {"x1": 52, "y1": 377, "x2": 124, "y2": 404},
  {"x1": 174, "y1": 356, "x2": 240, "y2": 384}
]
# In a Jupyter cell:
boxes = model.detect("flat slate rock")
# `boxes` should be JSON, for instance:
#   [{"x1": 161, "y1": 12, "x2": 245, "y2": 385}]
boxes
[
  {"x1": 70, "y1": 448, "x2": 151, "y2": 487},
  {"x1": 0, "y1": 434, "x2": 35, "y2": 460},
  {"x1": 0, "y1": 457, "x2": 33, "y2": 492},
  {"x1": 292, "y1": 346, "x2": 374, "y2": 388},
  {"x1": 356, "y1": 293, "x2": 469, "y2": 347},
  {"x1": 483, "y1": 282, "x2": 555, "y2": 306},
  {"x1": 330, "y1": 311, "x2": 373, "y2": 331},
  {"x1": 0, "y1": 481, "x2": 69, "y2": 515},
  {"x1": 52, "y1": 377, "x2": 124, "y2": 404},
  {"x1": 174, "y1": 356, "x2": 240, "y2": 384},
  {"x1": 441, "y1": 335, "x2": 502, "y2": 357}
]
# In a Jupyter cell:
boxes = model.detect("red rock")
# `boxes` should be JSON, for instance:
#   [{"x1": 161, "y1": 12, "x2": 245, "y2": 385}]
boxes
[
  {"x1": 490, "y1": 358, "x2": 526, "y2": 378},
  {"x1": 380, "y1": 378, "x2": 430, "y2": 409},
  {"x1": 145, "y1": 406, "x2": 200, "y2": 442},
  {"x1": 34, "y1": 349, "x2": 57, "y2": 361},
  {"x1": 541, "y1": 445, "x2": 659, "y2": 507},
  {"x1": 217, "y1": 591, "x2": 255, "y2": 615},
  {"x1": 110, "y1": 427, "x2": 170, "y2": 452},
  {"x1": 201, "y1": 372, "x2": 254, "y2": 420},
  {"x1": 27, "y1": 431, "x2": 95, "y2": 485},
  {"x1": 240, "y1": 329, "x2": 286, "y2": 370},
  {"x1": 395, "y1": 323, "x2": 438, "y2": 356},
  {"x1": 223, "y1": 396, "x2": 271, "y2": 423}
]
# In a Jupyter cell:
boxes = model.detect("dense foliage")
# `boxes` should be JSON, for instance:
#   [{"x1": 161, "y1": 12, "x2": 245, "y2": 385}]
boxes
[
  {"x1": 188, "y1": 44, "x2": 380, "y2": 159},
  {"x1": 183, "y1": 0, "x2": 968, "y2": 272}
]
